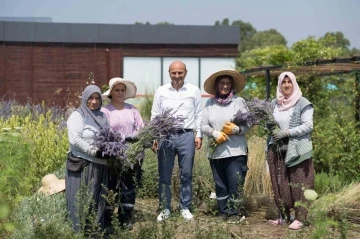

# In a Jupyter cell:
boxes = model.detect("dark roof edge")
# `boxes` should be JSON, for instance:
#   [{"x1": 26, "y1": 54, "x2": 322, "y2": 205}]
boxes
[{"x1": 0, "y1": 21, "x2": 240, "y2": 45}]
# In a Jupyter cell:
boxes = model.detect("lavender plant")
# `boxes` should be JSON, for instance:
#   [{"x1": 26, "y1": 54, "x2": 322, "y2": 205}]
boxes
[{"x1": 125, "y1": 108, "x2": 186, "y2": 165}]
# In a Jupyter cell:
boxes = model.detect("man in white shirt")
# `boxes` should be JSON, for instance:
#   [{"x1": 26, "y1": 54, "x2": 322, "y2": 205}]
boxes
[{"x1": 151, "y1": 61, "x2": 203, "y2": 222}]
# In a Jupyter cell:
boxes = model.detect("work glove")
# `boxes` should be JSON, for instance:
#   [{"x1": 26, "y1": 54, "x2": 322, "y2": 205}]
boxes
[
  {"x1": 95, "y1": 150, "x2": 111, "y2": 159},
  {"x1": 222, "y1": 121, "x2": 240, "y2": 135},
  {"x1": 125, "y1": 136, "x2": 139, "y2": 143},
  {"x1": 266, "y1": 121, "x2": 277, "y2": 131},
  {"x1": 272, "y1": 129, "x2": 289, "y2": 142},
  {"x1": 211, "y1": 130, "x2": 229, "y2": 144}
]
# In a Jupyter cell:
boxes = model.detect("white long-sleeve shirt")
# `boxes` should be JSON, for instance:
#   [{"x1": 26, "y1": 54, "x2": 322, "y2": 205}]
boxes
[
  {"x1": 67, "y1": 111, "x2": 108, "y2": 165},
  {"x1": 273, "y1": 104, "x2": 314, "y2": 137},
  {"x1": 151, "y1": 82, "x2": 203, "y2": 138}
]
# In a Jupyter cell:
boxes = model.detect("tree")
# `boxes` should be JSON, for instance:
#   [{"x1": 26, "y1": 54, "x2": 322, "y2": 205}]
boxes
[
  {"x1": 214, "y1": 19, "x2": 287, "y2": 53},
  {"x1": 320, "y1": 31, "x2": 350, "y2": 49},
  {"x1": 241, "y1": 29, "x2": 287, "y2": 52}
]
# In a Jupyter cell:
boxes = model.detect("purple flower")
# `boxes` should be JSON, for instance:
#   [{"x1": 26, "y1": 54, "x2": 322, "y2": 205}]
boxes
[
  {"x1": 94, "y1": 127, "x2": 129, "y2": 164},
  {"x1": 245, "y1": 98, "x2": 278, "y2": 134},
  {"x1": 232, "y1": 111, "x2": 259, "y2": 127}
]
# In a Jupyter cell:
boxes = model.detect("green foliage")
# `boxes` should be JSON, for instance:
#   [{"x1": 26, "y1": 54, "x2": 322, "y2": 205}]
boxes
[
  {"x1": 0, "y1": 132, "x2": 34, "y2": 204},
  {"x1": 314, "y1": 172, "x2": 345, "y2": 196},
  {"x1": 0, "y1": 192, "x2": 16, "y2": 237},
  {"x1": 243, "y1": 29, "x2": 287, "y2": 52},
  {"x1": 24, "y1": 112, "x2": 68, "y2": 177},
  {"x1": 10, "y1": 193, "x2": 79, "y2": 239},
  {"x1": 136, "y1": 150, "x2": 158, "y2": 198},
  {"x1": 291, "y1": 35, "x2": 342, "y2": 63},
  {"x1": 138, "y1": 91, "x2": 154, "y2": 122},
  {"x1": 320, "y1": 31, "x2": 350, "y2": 50}
]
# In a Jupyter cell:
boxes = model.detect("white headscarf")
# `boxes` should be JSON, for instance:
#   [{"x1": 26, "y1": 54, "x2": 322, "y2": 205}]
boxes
[{"x1": 276, "y1": 71, "x2": 302, "y2": 111}]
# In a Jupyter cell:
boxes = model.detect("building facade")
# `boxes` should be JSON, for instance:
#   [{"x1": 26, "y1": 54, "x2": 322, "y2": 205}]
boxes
[{"x1": 0, "y1": 21, "x2": 240, "y2": 107}]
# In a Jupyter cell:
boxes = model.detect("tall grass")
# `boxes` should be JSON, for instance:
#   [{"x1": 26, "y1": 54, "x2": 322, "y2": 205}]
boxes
[{"x1": 244, "y1": 136, "x2": 272, "y2": 196}]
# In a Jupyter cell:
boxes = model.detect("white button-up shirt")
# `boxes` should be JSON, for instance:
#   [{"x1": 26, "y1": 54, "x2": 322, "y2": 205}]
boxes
[{"x1": 151, "y1": 82, "x2": 203, "y2": 138}]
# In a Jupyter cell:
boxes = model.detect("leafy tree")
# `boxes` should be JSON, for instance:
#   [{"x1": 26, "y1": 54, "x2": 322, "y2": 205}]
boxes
[
  {"x1": 238, "y1": 29, "x2": 287, "y2": 53},
  {"x1": 320, "y1": 31, "x2": 350, "y2": 49}
]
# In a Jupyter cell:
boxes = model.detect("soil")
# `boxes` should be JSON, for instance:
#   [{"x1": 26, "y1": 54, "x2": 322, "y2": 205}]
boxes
[{"x1": 128, "y1": 198, "x2": 360, "y2": 239}]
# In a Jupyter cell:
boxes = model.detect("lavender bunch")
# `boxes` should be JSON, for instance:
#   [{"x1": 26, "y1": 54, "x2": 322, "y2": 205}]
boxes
[
  {"x1": 94, "y1": 127, "x2": 130, "y2": 166},
  {"x1": 245, "y1": 98, "x2": 278, "y2": 134},
  {"x1": 125, "y1": 108, "x2": 186, "y2": 164},
  {"x1": 232, "y1": 111, "x2": 259, "y2": 128}
]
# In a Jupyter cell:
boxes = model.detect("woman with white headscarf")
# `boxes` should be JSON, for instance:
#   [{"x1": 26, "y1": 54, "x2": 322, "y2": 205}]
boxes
[
  {"x1": 267, "y1": 72, "x2": 315, "y2": 230},
  {"x1": 66, "y1": 85, "x2": 110, "y2": 232}
]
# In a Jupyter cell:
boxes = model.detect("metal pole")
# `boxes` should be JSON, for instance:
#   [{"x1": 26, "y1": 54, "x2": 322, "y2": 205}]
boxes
[{"x1": 265, "y1": 69, "x2": 271, "y2": 100}]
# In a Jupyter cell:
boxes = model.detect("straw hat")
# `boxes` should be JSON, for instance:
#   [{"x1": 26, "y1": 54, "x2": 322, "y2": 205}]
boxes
[
  {"x1": 204, "y1": 70, "x2": 246, "y2": 95},
  {"x1": 37, "y1": 174, "x2": 65, "y2": 196},
  {"x1": 102, "y1": 77, "x2": 137, "y2": 100}
]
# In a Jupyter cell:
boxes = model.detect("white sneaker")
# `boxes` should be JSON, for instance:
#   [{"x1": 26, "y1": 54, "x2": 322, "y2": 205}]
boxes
[
  {"x1": 157, "y1": 209, "x2": 171, "y2": 222},
  {"x1": 180, "y1": 209, "x2": 194, "y2": 221}
]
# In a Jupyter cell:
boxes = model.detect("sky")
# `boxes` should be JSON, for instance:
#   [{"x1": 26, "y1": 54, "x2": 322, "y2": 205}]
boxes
[{"x1": 1, "y1": 0, "x2": 359, "y2": 48}]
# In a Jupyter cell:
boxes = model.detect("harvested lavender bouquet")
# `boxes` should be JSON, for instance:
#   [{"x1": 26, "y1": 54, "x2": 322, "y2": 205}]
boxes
[
  {"x1": 245, "y1": 98, "x2": 278, "y2": 134},
  {"x1": 94, "y1": 126, "x2": 129, "y2": 170},
  {"x1": 126, "y1": 108, "x2": 186, "y2": 164}
]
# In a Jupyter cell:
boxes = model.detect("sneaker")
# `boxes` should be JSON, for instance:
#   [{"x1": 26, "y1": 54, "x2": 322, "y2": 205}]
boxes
[
  {"x1": 180, "y1": 209, "x2": 194, "y2": 221},
  {"x1": 227, "y1": 215, "x2": 240, "y2": 224},
  {"x1": 157, "y1": 209, "x2": 171, "y2": 222}
]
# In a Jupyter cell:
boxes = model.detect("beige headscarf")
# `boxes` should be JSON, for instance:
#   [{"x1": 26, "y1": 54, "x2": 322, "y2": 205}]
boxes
[{"x1": 276, "y1": 71, "x2": 302, "y2": 111}]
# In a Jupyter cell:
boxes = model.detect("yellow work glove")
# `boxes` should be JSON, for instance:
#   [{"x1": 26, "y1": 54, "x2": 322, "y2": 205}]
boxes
[
  {"x1": 222, "y1": 121, "x2": 240, "y2": 135},
  {"x1": 211, "y1": 130, "x2": 229, "y2": 144}
]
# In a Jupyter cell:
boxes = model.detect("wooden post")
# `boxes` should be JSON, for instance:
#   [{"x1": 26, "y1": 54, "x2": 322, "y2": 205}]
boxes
[{"x1": 265, "y1": 69, "x2": 271, "y2": 100}]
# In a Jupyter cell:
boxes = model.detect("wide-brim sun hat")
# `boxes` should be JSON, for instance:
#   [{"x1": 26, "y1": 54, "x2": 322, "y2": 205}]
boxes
[
  {"x1": 204, "y1": 70, "x2": 246, "y2": 95},
  {"x1": 37, "y1": 174, "x2": 65, "y2": 196},
  {"x1": 102, "y1": 77, "x2": 137, "y2": 100}
]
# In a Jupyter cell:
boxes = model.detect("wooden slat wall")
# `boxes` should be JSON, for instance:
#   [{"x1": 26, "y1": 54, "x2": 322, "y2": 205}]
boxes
[{"x1": 0, "y1": 43, "x2": 238, "y2": 107}]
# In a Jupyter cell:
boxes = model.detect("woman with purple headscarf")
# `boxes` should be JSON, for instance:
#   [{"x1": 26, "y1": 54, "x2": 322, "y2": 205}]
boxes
[{"x1": 201, "y1": 70, "x2": 249, "y2": 224}]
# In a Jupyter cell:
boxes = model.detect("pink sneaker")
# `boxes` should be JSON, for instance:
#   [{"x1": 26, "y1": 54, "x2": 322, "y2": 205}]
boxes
[
  {"x1": 288, "y1": 220, "x2": 303, "y2": 230},
  {"x1": 268, "y1": 218, "x2": 284, "y2": 225}
]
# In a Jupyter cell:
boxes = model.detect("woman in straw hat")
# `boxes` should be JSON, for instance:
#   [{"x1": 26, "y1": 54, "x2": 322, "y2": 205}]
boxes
[
  {"x1": 266, "y1": 72, "x2": 314, "y2": 230},
  {"x1": 201, "y1": 70, "x2": 249, "y2": 224},
  {"x1": 101, "y1": 77, "x2": 145, "y2": 230},
  {"x1": 66, "y1": 84, "x2": 110, "y2": 232}
]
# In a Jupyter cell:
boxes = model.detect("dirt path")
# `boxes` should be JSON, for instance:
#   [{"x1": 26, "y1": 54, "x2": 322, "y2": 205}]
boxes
[{"x1": 130, "y1": 198, "x2": 313, "y2": 238}]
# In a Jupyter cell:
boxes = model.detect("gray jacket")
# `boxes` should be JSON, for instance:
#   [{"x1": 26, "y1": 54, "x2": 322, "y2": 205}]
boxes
[{"x1": 201, "y1": 96, "x2": 249, "y2": 159}]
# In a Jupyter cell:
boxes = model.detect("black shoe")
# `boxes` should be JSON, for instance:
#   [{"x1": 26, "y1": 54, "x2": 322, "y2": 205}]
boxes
[
  {"x1": 239, "y1": 207, "x2": 249, "y2": 217},
  {"x1": 120, "y1": 220, "x2": 133, "y2": 230}
]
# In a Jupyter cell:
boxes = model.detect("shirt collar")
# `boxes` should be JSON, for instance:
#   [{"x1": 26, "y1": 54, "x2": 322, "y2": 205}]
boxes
[{"x1": 168, "y1": 82, "x2": 188, "y2": 91}]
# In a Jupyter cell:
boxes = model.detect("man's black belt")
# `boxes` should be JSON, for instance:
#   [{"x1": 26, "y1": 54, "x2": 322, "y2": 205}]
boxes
[{"x1": 173, "y1": 128, "x2": 193, "y2": 134}]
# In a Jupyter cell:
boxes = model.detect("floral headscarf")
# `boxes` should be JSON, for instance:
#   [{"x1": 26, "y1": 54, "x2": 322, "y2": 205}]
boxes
[{"x1": 276, "y1": 71, "x2": 302, "y2": 111}]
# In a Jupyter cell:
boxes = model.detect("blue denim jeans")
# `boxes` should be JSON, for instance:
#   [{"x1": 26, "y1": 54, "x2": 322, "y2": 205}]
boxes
[
  {"x1": 209, "y1": 155, "x2": 248, "y2": 215},
  {"x1": 157, "y1": 131, "x2": 195, "y2": 210}
]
